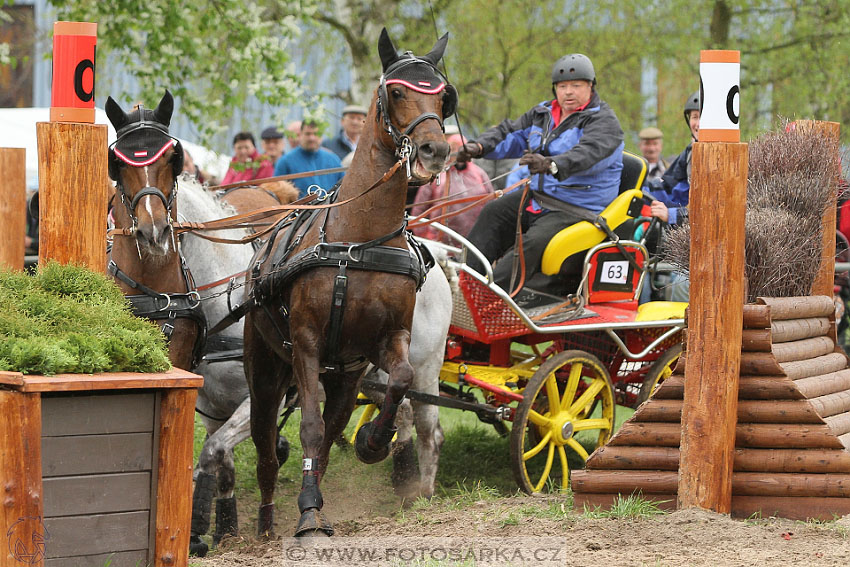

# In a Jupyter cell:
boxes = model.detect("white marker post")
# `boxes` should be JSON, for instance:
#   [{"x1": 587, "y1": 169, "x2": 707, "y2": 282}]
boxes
[{"x1": 678, "y1": 50, "x2": 748, "y2": 513}]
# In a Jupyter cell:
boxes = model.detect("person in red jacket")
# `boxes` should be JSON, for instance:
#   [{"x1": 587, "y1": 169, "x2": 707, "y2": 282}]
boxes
[{"x1": 220, "y1": 131, "x2": 274, "y2": 185}]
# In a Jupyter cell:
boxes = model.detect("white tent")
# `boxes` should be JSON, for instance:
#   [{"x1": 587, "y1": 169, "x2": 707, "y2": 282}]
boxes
[{"x1": 0, "y1": 107, "x2": 230, "y2": 190}]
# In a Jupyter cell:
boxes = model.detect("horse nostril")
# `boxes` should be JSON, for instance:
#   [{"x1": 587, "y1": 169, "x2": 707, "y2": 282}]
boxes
[{"x1": 419, "y1": 142, "x2": 435, "y2": 159}]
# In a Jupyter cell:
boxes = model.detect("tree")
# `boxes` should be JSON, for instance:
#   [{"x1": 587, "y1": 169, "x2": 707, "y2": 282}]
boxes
[{"x1": 48, "y1": 0, "x2": 317, "y2": 143}]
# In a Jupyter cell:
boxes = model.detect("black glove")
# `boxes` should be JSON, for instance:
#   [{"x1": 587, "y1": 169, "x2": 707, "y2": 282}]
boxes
[
  {"x1": 456, "y1": 141, "x2": 483, "y2": 163},
  {"x1": 518, "y1": 152, "x2": 553, "y2": 175}
]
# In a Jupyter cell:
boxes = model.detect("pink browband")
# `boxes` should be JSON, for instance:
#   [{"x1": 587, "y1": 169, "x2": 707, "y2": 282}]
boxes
[
  {"x1": 113, "y1": 139, "x2": 176, "y2": 167},
  {"x1": 385, "y1": 79, "x2": 446, "y2": 95}
]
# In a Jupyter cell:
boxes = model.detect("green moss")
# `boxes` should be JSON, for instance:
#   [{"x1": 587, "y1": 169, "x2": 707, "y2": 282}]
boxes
[{"x1": 0, "y1": 262, "x2": 171, "y2": 375}]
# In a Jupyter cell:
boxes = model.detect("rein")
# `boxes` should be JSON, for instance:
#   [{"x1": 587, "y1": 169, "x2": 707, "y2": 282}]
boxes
[{"x1": 208, "y1": 166, "x2": 349, "y2": 192}]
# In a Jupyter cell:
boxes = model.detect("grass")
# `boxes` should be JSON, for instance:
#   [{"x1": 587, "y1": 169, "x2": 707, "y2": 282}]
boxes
[{"x1": 582, "y1": 492, "x2": 669, "y2": 519}]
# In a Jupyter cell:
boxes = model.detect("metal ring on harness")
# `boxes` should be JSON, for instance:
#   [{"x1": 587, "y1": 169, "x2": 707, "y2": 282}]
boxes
[
  {"x1": 154, "y1": 291, "x2": 173, "y2": 311},
  {"x1": 346, "y1": 245, "x2": 364, "y2": 263},
  {"x1": 308, "y1": 185, "x2": 329, "y2": 200}
]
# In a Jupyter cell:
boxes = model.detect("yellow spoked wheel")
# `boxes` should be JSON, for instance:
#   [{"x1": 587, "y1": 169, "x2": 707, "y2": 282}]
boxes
[
  {"x1": 636, "y1": 345, "x2": 682, "y2": 406},
  {"x1": 510, "y1": 350, "x2": 615, "y2": 494}
]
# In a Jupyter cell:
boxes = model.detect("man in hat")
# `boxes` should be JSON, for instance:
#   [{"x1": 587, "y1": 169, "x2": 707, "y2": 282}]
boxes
[
  {"x1": 322, "y1": 105, "x2": 368, "y2": 160},
  {"x1": 638, "y1": 126, "x2": 668, "y2": 181},
  {"x1": 260, "y1": 125, "x2": 286, "y2": 166}
]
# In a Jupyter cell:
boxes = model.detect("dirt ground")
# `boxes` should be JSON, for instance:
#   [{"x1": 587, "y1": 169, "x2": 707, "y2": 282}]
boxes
[{"x1": 193, "y1": 492, "x2": 850, "y2": 567}]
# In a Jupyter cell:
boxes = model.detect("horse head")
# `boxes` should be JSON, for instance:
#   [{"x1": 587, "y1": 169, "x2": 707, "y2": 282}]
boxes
[
  {"x1": 106, "y1": 90, "x2": 184, "y2": 258},
  {"x1": 375, "y1": 28, "x2": 455, "y2": 183}
]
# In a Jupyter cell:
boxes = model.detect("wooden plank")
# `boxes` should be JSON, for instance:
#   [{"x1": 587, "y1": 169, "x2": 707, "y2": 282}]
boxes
[
  {"x1": 739, "y1": 351, "x2": 784, "y2": 375},
  {"x1": 738, "y1": 376, "x2": 805, "y2": 400},
  {"x1": 45, "y1": 550, "x2": 147, "y2": 567},
  {"x1": 41, "y1": 393, "x2": 155, "y2": 437},
  {"x1": 571, "y1": 469, "x2": 678, "y2": 494},
  {"x1": 0, "y1": 147, "x2": 27, "y2": 271},
  {"x1": 771, "y1": 317, "x2": 831, "y2": 343},
  {"x1": 153, "y1": 388, "x2": 196, "y2": 567},
  {"x1": 572, "y1": 492, "x2": 678, "y2": 512},
  {"x1": 586, "y1": 446, "x2": 680, "y2": 471},
  {"x1": 809, "y1": 390, "x2": 850, "y2": 418},
  {"x1": 795, "y1": 369, "x2": 850, "y2": 399},
  {"x1": 0, "y1": 391, "x2": 44, "y2": 567},
  {"x1": 649, "y1": 374, "x2": 685, "y2": 399},
  {"x1": 824, "y1": 412, "x2": 850, "y2": 437},
  {"x1": 732, "y1": 495, "x2": 850, "y2": 522},
  {"x1": 741, "y1": 328, "x2": 771, "y2": 352},
  {"x1": 736, "y1": 423, "x2": 845, "y2": 449},
  {"x1": 19, "y1": 368, "x2": 203, "y2": 392},
  {"x1": 43, "y1": 511, "x2": 149, "y2": 557},
  {"x1": 634, "y1": 398, "x2": 822, "y2": 424},
  {"x1": 608, "y1": 422, "x2": 681, "y2": 447},
  {"x1": 742, "y1": 304, "x2": 770, "y2": 329},
  {"x1": 734, "y1": 448, "x2": 850, "y2": 473},
  {"x1": 757, "y1": 296, "x2": 836, "y2": 320},
  {"x1": 732, "y1": 472, "x2": 850, "y2": 497},
  {"x1": 43, "y1": 472, "x2": 151, "y2": 517},
  {"x1": 0, "y1": 371, "x2": 24, "y2": 387},
  {"x1": 771, "y1": 336, "x2": 835, "y2": 363},
  {"x1": 41, "y1": 433, "x2": 152, "y2": 477},
  {"x1": 781, "y1": 353, "x2": 847, "y2": 380},
  {"x1": 840, "y1": 432, "x2": 850, "y2": 449},
  {"x1": 36, "y1": 122, "x2": 108, "y2": 272}
]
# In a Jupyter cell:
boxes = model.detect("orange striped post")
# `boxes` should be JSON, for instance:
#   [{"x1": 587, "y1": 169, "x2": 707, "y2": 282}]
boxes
[
  {"x1": 50, "y1": 22, "x2": 97, "y2": 123},
  {"x1": 678, "y1": 49, "x2": 747, "y2": 513}
]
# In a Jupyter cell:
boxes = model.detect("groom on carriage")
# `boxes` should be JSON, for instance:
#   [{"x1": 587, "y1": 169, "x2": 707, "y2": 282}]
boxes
[{"x1": 458, "y1": 53, "x2": 624, "y2": 294}]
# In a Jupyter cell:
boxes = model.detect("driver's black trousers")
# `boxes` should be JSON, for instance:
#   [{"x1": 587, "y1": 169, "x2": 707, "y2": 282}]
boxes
[{"x1": 466, "y1": 188, "x2": 586, "y2": 292}]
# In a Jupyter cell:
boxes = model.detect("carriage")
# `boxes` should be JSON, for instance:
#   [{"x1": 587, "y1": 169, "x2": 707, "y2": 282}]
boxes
[{"x1": 356, "y1": 152, "x2": 687, "y2": 494}]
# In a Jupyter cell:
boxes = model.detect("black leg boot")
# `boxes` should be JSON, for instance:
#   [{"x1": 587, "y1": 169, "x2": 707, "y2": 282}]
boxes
[
  {"x1": 189, "y1": 472, "x2": 216, "y2": 557},
  {"x1": 213, "y1": 497, "x2": 238, "y2": 546}
]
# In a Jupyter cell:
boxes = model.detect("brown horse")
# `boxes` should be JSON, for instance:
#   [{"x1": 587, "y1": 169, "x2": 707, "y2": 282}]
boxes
[
  {"x1": 243, "y1": 28, "x2": 455, "y2": 536},
  {"x1": 105, "y1": 91, "x2": 204, "y2": 370}
]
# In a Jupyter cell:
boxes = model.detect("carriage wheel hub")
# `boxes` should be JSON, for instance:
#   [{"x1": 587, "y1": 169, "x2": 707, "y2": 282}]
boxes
[{"x1": 560, "y1": 421, "x2": 574, "y2": 440}]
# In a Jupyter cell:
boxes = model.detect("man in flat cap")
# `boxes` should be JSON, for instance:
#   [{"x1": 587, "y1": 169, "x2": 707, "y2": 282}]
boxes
[
  {"x1": 322, "y1": 104, "x2": 368, "y2": 160},
  {"x1": 260, "y1": 125, "x2": 286, "y2": 166},
  {"x1": 638, "y1": 126, "x2": 668, "y2": 181}
]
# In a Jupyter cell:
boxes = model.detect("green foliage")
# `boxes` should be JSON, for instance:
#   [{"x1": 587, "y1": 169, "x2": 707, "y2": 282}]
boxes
[
  {"x1": 582, "y1": 492, "x2": 669, "y2": 519},
  {"x1": 0, "y1": 262, "x2": 171, "y2": 375}
]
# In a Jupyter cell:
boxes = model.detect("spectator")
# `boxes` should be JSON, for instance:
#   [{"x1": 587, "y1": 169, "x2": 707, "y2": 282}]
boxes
[
  {"x1": 260, "y1": 126, "x2": 286, "y2": 165},
  {"x1": 411, "y1": 134, "x2": 494, "y2": 240},
  {"x1": 322, "y1": 105, "x2": 367, "y2": 160},
  {"x1": 273, "y1": 120, "x2": 344, "y2": 198},
  {"x1": 181, "y1": 148, "x2": 212, "y2": 184},
  {"x1": 221, "y1": 131, "x2": 274, "y2": 185},
  {"x1": 284, "y1": 121, "x2": 302, "y2": 152},
  {"x1": 458, "y1": 53, "x2": 624, "y2": 291},
  {"x1": 638, "y1": 127, "x2": 668, "y2": 181}
]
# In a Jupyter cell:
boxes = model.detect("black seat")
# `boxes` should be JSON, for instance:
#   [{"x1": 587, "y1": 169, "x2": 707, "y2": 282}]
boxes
[{"x1": 619, "y1": 151, "x2": 648, "y2": 194}]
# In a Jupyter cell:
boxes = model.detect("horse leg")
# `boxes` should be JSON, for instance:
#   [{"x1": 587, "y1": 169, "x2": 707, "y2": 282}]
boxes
[
  {"x1": 291, "y1": 333, "x2": 332, "y2": 538},
  {"x1": 245, "y1": 321, "x2": 290, "y2": 538},
  {"x1": 355, "y1": 332, "x2": 414, "y2": 464},
  {"x1": 390, "y1": 399, "x2": 419, "y2": 500},
  {"x1": 412, "y1": 399, "x2": 444, "y2": 499}
]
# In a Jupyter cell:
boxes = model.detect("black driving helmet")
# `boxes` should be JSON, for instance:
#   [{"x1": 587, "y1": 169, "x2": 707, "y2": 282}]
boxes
[
  {"x1": 683, "y1": 90, "x2": 701, "y2": 128},
  {"x1": 551, "y1": 53, "x2": 596, "y2": 88}
]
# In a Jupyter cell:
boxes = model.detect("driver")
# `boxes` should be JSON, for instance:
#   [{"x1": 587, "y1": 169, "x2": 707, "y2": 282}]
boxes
[{"x1": 459, "y1": 53, "x2": 624, "y2": 291}]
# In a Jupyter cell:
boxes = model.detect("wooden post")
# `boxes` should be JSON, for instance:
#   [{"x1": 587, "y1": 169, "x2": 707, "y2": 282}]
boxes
[
  {"x1": 678, "y1": 141, "x2": 748, "y2": 513},
  {"x1": 0, "y1": 391, "x2": 44, "y2": 567},
  {"x1": 154, "y1": 388, "x2": 197, "y2": 567},
  {"x1": 802, "y1": 121, "x2": 841, "y2": 298},
  {"x1": 36, "y1": 122, "x2": 108, "y2": 273},
  {"x1": 0, "y1": 148, "x2": 26, "y2": 271}
]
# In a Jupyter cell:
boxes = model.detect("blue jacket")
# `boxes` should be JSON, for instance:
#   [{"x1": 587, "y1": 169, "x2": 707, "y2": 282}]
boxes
[
  {"x1": 644, "y1": 143, "x2": 691, "y2": 225},
  {"x1": 473, "y1": 92, "x2": 624, "y2": 213},
  {"x1": 321, "y1": 130, "x2": 355, "y2": 160},
  {"x1": 273, "y1": 147, "x2": 344, "y2": 198}
]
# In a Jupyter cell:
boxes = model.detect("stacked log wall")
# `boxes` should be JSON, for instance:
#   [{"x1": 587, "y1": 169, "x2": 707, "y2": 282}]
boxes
[{"x1": 572, "y1": 296, "x2": 850, "y2": 520}]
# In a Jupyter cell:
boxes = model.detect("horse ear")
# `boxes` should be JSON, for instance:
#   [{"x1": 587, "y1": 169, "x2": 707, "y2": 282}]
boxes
[
  {"x1": 378, "y1": 27, "x2": 399, "y2": 71},
  {"x1": 422, "y1": 33, "x2": 448, "y2": 66},
  {"x1": 105, "y1": 96, "x2": 129, "y2": 130},
  {"x1": 153, "y1": 90, "x2": 174, "y2": 127}
]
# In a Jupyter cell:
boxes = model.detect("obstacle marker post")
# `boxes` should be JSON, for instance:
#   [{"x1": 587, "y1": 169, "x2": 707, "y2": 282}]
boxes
[
  {"x1": 678, "y1": 50, "x2": 747, "y2": 513},
  {"x1": 0, "y1": 148, "x2": 26, "y2": 270}
]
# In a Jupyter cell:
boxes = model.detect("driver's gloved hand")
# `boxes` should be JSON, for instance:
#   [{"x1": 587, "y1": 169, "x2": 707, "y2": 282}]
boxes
[
  {"x1": 456, "y1": 142, "x2": 483, "y2": 163},
  {"x1": 518, "y1": 152, "x2": 552, "y2": 175}
]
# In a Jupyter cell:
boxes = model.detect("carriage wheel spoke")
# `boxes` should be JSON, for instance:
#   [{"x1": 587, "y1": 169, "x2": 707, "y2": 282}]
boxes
[
  {"x1": 558, "y1": 445, "x2": 569, "y2": 488},
  {"x1": 533, "y1": 443, "x2": 556, "y2": 492},
  {"x1": 568, "y1": 377, "x2": 605, "y2": 415},
  {"x1": 527, "y1": 409, "x2": 550, "y2": 428},
  {"x1": 566, "y1": 437, "x2": 589, "y2": 461},
  {"x1": 545, "y1": 374, "x2": 561, "y2": 415},
  {"x1": 523, "y1": 430, "x2": 552, "y2": 460},
  {"x1": 572, "y1": 418, "x2": 611, "y2": 432},
  {"x1": 560, "y1": 362, "x2": 583, "y2": 410}
]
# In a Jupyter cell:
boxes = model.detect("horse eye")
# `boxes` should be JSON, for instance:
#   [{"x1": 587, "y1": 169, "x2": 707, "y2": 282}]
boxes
[{"x1": 390, "y1": 88, "x2": 404, "y2": 100}]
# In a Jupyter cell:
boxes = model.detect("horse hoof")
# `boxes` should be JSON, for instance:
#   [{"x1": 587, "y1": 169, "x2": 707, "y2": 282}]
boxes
[
  {"x1": 295, "y1": 508, "x2": 334, "y2": 538},
  {"x1": 276, "y1": 435, "x2": 290, "y2": 466},
  {"x1": 258, "y1": 503, "x2": 274, "y2": 538},
  {"x1": 354, "y1": 423, "x2": 391, "y2": 464},
  {"x1": 189, "y1": 535, "x2": 209, "y2": 557}
]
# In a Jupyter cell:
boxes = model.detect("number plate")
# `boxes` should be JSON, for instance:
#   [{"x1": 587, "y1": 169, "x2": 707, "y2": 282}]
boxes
[{"x1": 599, "y1": 260, "x2": 629, "y2": 285}]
